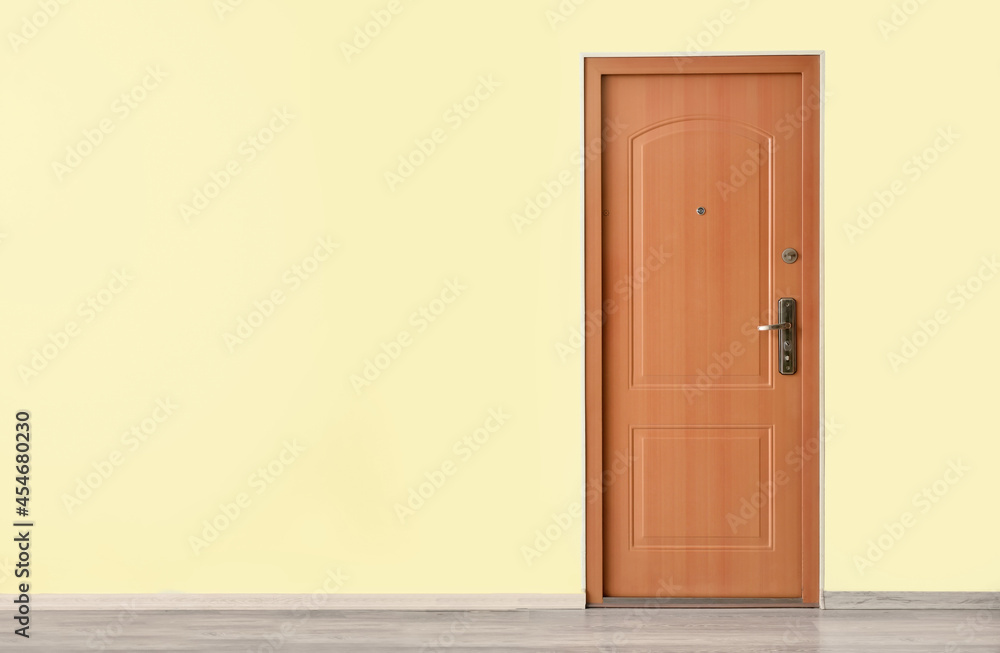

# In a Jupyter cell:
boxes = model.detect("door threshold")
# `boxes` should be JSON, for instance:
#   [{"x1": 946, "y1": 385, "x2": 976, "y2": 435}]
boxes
[{"x1": 593, "y1": 597, "x2": 817, "y2": 609}]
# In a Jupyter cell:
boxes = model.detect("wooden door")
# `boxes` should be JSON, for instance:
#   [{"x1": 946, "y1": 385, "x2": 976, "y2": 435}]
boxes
[{"x1": 585, "y1": 56, "x2": 821, "y2": 603}]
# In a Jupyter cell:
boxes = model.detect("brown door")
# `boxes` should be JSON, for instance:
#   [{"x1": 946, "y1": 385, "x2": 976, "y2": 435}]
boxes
[{"x1": 585, "y1": 56, "x2": 821, "y2": 602}]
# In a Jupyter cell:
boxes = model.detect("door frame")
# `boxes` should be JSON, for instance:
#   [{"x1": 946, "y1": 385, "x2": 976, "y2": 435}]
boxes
[{"x1": 582, "y1": 52, "x2": 825, "y2": 606}]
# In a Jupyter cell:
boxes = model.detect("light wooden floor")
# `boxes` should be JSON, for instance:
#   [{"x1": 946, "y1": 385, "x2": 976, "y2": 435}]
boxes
[{"x1": 12, "y1": 608, "x2": 1000, "y2": 652}]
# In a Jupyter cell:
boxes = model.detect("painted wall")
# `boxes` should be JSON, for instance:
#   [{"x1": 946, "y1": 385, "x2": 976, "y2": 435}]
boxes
[{"x1": 0, "y1": 0, "x2": 996, "y2": 596}]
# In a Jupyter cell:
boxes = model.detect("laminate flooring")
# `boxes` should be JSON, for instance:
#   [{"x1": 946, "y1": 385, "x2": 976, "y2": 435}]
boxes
[{"x1": 8, "y1": 608, "x2": 1000, "y2": 652}]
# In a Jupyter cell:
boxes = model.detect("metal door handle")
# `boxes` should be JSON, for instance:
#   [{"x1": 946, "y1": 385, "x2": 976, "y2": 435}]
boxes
[{"x1": 759, "y1": 298, "x2": 796, "y2": 375}]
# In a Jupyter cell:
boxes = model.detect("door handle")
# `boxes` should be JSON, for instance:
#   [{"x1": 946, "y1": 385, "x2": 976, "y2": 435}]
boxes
[{"x1": 757, "y1": 298, "x2": 796, "y2": 375}]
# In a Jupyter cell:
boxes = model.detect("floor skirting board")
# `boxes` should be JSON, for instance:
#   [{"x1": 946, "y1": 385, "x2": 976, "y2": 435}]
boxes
[
  {"x1": 14, "y1": 592, "x2": 999, "y2": 611},
  {"x1": 823, "y1": 592, "x2": 1000, "y2": 609},
  {"x1": 3, "y1": 593, "x2": 586, "y2": 611}
]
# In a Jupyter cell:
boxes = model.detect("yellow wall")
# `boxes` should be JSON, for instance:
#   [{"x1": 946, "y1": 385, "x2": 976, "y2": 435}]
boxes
[{"x1": 0, "y1": 0, "x2": 996, "y2": 595}]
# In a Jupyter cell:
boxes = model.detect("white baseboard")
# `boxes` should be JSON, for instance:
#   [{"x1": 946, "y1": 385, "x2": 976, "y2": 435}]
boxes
[
  {"x1": 14, "y1": 592, "x2": 998, "y2": 611},
  {"x1": 823, "y1": 591, "x2": 1000, "y2": 610},
  {"x1": 5, "y1": 593, "x2": 586, "y2": 611}
]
